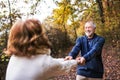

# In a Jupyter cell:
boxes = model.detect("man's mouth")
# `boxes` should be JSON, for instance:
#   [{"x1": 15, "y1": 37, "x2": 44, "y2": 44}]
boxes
[{"x1": 86, "y1": 31, "x2": 91, "y2": 33}]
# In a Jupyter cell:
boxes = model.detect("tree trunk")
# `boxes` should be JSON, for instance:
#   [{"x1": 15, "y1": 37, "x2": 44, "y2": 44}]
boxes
[
  {"x1": 96, "y1": 0, "x2": 105, "y2": 23},
  {"x1": 62, "y1": 5, "x2": 68, "y2": 46},
  {"x1": 5, "y1": 0, "x2": 12, "y2": 47},
  {"x1": 8, "y1": 0, "x2": 12, "y2": 26}
]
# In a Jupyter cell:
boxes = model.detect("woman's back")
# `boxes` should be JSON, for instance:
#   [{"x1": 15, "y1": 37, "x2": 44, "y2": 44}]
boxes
[{"x1": 6, "y1": 54, "x2": 77, "y2": 80}]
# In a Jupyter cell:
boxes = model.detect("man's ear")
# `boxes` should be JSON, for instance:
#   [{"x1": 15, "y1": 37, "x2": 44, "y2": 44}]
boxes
[{"x1": 94, "y1": 27, "x2": 96, "y2": 30}]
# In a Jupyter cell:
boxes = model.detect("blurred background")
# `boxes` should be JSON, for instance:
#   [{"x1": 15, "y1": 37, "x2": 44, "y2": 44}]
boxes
[{"x1": 0, "y1": 0, "x2": 120, "y2": 80}]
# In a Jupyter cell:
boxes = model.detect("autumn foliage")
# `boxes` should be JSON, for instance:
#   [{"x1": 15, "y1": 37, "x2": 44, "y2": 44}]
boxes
[{"x1": 0, "y1": 0, "x2": 120, "y2": 80}]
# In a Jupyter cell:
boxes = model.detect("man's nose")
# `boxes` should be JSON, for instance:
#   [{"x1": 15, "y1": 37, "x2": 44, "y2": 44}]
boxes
[{"x1": 86, "y1": 28, "x2": 89, "y2": 30}]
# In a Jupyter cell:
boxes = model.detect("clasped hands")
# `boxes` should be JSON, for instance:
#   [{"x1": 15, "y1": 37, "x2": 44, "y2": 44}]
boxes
[{"x1": 64, "y1": 56, "x2": 86, "y2": 65}]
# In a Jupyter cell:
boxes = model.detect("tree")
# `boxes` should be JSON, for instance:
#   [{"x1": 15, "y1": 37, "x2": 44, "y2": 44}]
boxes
[
  {"x1": 52, "y1": 0, "x2": 73, "y2": 45},
  {"x1": 0, "y1": 0, "x2": 22, "y2": 54},
  {"x1": 96, "y1": 0, "x2": 105, "y2": 23},
  {"x1": 101, "y1": 0, "x2": 120, "y2": 48}
]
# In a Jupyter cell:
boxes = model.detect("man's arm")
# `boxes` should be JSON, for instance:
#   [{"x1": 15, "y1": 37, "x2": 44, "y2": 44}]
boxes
[
  {"x1": 83, "y1": 37, "x2": 105, "y2": 62},
  {"x1": 68, "y1": 37, "x2": 82, "y2": 59}
]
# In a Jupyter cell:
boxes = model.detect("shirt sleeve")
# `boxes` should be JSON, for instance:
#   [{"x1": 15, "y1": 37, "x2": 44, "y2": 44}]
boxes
[
  {"x1": 83, "y1": 37, "x2": 105, "y2": 61},
  {"x1": 51, "y1": 58, "x2": 77, "y2": 75},
  {"x1": 69, "y1": 37, "x2": 82, "y2": 59}
]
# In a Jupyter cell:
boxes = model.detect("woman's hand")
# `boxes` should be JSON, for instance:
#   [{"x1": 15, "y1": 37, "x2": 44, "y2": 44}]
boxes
[{"x1": 64, "y1": 56, "x2": 73, "y2": 61}]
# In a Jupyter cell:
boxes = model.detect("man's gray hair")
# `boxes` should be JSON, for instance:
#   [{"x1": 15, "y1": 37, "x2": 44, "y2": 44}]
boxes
[{"x1": 85, "y1": 21, "x2": 96, "y2": 28}]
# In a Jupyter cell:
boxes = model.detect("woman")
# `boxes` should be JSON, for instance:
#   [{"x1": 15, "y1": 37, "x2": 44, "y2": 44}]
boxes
[{"x1": 5, "y1": 18, "x2": 78, "y2": 80}]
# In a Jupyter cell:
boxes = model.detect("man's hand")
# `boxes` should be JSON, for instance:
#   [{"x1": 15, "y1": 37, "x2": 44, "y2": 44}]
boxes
[
  {"x1": 76, "y1": 57, "x2": 86, "y2": 65},
  {"x1": 64, "y1": 56, "x2": 73, "y2": 61}
]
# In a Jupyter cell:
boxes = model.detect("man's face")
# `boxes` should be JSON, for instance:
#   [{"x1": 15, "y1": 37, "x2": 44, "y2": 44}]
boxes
[{"x1": 84, "y1": 23, "x2": 95, "y2": 37}]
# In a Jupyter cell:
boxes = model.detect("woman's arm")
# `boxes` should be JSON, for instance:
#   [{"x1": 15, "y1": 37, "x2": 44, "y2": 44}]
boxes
[{"x1": 50, "y1": 57, "x2": 77, "y2": 75}]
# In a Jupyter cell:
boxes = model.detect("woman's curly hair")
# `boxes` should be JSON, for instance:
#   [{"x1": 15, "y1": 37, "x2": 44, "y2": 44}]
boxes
[{"x1": 4, "y1": 18, "x2": 51, "y2": 57}]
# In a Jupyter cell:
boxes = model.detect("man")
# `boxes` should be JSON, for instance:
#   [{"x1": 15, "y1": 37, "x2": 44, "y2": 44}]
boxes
[{"x1": 65, "y1": 21, "x2": 105, "y2": 80}]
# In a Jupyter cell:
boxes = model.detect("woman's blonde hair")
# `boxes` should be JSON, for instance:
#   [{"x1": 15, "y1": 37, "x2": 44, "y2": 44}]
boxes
[{"x1": 4, "y1": 18, "x2": 51, "y2": 57}]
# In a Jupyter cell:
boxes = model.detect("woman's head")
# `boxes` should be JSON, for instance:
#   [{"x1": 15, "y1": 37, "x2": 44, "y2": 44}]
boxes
[{"x1": 5, "y1": 18, "x2": 51, "y2": 57}]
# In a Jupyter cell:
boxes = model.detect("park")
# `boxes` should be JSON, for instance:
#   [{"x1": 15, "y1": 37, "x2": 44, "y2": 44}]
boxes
[{"x1": 0, "y1": 0, "x2": 120, "y2": 80}]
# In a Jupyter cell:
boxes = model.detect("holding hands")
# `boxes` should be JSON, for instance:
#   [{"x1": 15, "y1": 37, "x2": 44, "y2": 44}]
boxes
[
  {"x1": 76, "y1": 57, "x2": 86, "y2": 65},
  {"x1": 65, "y1": 56, "x2": 86, "y2": 66}
]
